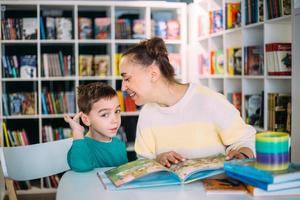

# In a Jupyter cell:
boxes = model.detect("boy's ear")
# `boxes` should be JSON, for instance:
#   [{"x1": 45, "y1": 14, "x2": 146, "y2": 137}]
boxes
[{"x1": 81, "y1": 113, "x2": 91, "y2": 126}]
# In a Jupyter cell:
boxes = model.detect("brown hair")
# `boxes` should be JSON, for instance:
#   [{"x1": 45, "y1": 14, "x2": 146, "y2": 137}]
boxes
[
  {"x1": 77, "y1": 82, "x2": 117, "y2": 114},
  {"x1": 122, "y1": 37, "x2": 177, "y2": 83}
]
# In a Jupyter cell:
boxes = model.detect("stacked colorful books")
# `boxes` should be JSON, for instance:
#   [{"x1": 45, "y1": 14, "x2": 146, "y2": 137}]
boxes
[{"x1": 224, "y1": 159, "x2": 300, "y2": 197}]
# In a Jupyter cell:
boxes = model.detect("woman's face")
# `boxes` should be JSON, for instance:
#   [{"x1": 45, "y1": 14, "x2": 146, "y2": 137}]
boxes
[{"x1": 119, "y1": 56, "x2": 153, "y2": 106}]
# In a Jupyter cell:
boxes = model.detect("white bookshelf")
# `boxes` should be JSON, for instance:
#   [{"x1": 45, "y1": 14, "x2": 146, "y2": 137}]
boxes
[
  {"x1": 188, "y1": 0, "x2": 292, "y2": 132},
  {"x1": 0, "y1": 0, "x2": 187, "y2": 193}
]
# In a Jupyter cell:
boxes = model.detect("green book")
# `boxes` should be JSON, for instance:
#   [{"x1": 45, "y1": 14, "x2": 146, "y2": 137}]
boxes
[{"x1": 97, "y1": 154, "x2": 225, "y2": 190}]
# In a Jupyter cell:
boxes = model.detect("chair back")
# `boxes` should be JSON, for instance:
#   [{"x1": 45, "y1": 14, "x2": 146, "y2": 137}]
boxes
[{"x1": 0, "y1": 138, "x2": 72, "y2": 181}]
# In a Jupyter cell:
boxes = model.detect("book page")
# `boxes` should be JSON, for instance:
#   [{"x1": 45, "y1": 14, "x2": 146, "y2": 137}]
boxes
[
  {"x1": 169, "y1": 154, "x2": 225, "y2": 181},
  {"x1": 105, "y1": 159, "x2": 168, "y2": 187}
]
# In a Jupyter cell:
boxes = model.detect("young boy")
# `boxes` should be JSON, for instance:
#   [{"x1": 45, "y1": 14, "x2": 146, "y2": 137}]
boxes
[{"x1": 64, "y1": 82, "x2": 128, "y2": 172}]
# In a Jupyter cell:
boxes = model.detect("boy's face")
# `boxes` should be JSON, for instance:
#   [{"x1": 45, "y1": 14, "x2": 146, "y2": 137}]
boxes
[{"x1": 84, "y1": 96, "x2": 121, "y2": 141}]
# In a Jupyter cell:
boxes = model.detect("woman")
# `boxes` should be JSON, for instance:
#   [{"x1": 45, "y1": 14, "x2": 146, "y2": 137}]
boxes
[{"x1": 119, "y1": 37, "x2": 255, "y2": 167}]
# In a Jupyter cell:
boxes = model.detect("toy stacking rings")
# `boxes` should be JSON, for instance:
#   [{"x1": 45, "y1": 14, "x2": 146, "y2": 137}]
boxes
[{"x1": 255, "y1": 132, "x2": 290, "y2": 171}]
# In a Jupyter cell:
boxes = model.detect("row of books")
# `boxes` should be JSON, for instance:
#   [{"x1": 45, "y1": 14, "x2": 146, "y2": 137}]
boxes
[
  {"x1": 2, "y1": 92, "x2": 37, "y2": 116},
  {"x1": 245, "y1": 0, "x2": 264, "y2": 25},
  {"x1": 2, "y1": 55, "x2": 37, "y2": 78},
  {"x1": 42, "y1": 52, "x2": 73, "y2": 77},
  {"x1": 227, "y1": 92, "x2": 241, "y2": 114},
  {"x1": 79, "y1": 54, "x2": 110, "y2": 76},
  {"x1": 42, "y1": 125, "x2": 72, "y2": 143},
  {"x1": 225, "y1": 2, "x2": 241, "y2": 30},
  {"x1": 198, "y1": 44, "x2": 290, "y2": 77},
  {"x1": 1, "y1": 18, "x2": 37, "y2": 40},
  {"x1": 117, "y1": 91, "x2": 137, "y2": 112},
  {"x1": 268, "y1": 93, "x2": 291, "y2": 133},
  {"x1": 43, "y1": 175, "x2": 60, "y2": 188},
  {"x1": 115, "y1": 18, "x2": 146, "y2": 40},
  {"x1": 2, "y1": 121, "x2": 30, "y2": 147},
  {"x1": 41, "y1": 90, "x2": 75, "y2": 115},
  {"x1": 266, "y1": 43, "x2": 291, "y2": 76},
  {"x1": 266, "y1": 0, "x2": 291, "y2": 20},
  {"x1": 40, "y1": 16, "x2": 72, "y2": 40},
  {"x1": 224, "y1": 159, "x2": 300, "y2": 197},
  {"x1": 154, "y1": 19, "x2": 180, "y2": 40},
  {"x1": 78, "y1": 17, "x2": 110, "y2": 39}
]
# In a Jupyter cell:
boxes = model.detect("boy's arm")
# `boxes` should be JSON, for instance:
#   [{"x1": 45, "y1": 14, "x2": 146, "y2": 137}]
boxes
[{"x1": 67, "y1": 139, "x2": 97, "y2": 172}]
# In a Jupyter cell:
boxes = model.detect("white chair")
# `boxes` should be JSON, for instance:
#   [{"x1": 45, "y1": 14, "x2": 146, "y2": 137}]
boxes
[{"x1": 0, "y1": 138, "x2": 73, "y2": 200}]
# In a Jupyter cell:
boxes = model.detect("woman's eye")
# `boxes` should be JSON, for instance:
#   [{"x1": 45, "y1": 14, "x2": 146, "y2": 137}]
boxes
[{"x1": 101, "y1": 113, "x2": 109, "y2": 118}]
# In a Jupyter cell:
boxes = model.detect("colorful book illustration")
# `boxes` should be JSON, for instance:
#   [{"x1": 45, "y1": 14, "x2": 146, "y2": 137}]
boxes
[
  {"x1": 202, "y1": 178, "x2": 247, "y2": 195},
  {"x1": 224, "y1": 159, "x2": 300, "y2": 184},
  {"x1": 97, "y1": 154, "x2": 225, "y2": 190}
]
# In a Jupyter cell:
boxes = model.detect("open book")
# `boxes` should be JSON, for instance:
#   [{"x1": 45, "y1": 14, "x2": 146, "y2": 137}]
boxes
[{"x1": 97, "y1": 154, "x2": 225, "y2": 190}]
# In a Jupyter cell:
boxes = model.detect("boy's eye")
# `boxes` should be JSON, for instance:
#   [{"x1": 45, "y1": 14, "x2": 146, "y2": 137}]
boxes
[{"x1": 115, "y1": 109, "x2": 121, "y2": 114}]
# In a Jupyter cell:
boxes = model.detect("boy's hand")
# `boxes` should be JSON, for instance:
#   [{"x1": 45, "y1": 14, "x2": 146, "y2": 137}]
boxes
[
  {"x1": 156, "y1": 151, "x2": 185, "y2": 168},
  {"x1": 64, "y1": 112, "x2": 85, "y2": 139}
]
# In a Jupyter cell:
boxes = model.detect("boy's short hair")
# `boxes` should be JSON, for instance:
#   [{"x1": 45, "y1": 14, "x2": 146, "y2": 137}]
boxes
[{"x1": 77, "y1": 82, "x2": 117, "y2": 114}]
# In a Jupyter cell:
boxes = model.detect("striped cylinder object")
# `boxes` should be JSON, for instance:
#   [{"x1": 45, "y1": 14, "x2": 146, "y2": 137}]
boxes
[{"x1": 255, "y1": 132, "x2": 290, "y2": 171}]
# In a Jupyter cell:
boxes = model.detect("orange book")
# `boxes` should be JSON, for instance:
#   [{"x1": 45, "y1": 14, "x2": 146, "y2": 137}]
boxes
[{"x1": 202, "y1": 178, "x2": 247, "y2": 195}]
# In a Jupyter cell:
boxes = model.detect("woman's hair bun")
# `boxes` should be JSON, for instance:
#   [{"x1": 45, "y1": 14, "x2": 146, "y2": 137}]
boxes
[{"x1": 142, "y1": 37, "x2": 168, "y2": 59}]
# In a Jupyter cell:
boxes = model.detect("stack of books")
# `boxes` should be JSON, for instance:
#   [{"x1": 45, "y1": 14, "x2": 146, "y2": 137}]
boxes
[{"x1": 224, "y1": 159, "x2": 300, "y2": 197}]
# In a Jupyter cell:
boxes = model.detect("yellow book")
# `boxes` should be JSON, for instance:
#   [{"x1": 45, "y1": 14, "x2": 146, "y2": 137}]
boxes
[
  {"x1": 2, "y1": 121, "x2": 10, "y2": 147},
  {"x1": 116, "y1": 90, "x2": 125, "y2": 112},
  {"x1": 114, "y1": 53, "x2": 122, "y2": 76}
]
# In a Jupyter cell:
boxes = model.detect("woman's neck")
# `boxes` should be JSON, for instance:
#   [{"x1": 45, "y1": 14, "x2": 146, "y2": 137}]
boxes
[{"x1": 154, "y1": 82, "x2": 189, "y2": 107}]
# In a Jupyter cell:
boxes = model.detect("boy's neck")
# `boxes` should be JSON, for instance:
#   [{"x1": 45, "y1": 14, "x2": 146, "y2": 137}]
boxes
[{"x1": 86, "y1": 131, "x2": 112, "y2": 142}]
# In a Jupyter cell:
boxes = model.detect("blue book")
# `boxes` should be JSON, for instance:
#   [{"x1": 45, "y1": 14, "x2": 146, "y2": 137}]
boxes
[
  {"x1": 97, "y1": 154, "x2": 225, "y2": 190},
  {"x1": 224, "y1": 159, "x2": 300, "y2": 184},
  {"x1": 226, "y1": 171, "x2": 300, "y2": 191}
]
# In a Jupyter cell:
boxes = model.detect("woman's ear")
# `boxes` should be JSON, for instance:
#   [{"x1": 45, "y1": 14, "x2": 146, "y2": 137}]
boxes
[
  {"x1": 81, "y1": 113, "x2": 91, "y2": 126},
  {"x1": 149, "y1": 64, "x2": 160, "y2": 82}
]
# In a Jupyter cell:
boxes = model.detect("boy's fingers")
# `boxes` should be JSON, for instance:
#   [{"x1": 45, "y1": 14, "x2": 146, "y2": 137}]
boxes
[
  {"x1": 73, "y1": 112, "x2": 82, "y2": 122},
  {"x1": 64, "y1": 114, "x2": 70, "y2": 123}
]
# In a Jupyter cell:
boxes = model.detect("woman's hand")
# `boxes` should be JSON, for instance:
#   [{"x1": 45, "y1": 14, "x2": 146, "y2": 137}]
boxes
[
  {"x1": 156, "y1": 151, "x2": 185, "y2": 168},
  {"x1": 64, "y1": 112, "x2": 85, "y2": 139},
  {"x1": 226, "y1": 147, "x2": 254, "y2": 160}
]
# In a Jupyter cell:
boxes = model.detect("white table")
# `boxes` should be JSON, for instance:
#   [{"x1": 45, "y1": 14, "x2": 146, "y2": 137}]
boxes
[{"x1": 56, "y1": 168, "x2": 299, "y2": 200}]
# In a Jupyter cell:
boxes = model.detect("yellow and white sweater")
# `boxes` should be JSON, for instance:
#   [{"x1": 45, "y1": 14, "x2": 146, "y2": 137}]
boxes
[{"x1": 135, "y1": 83, "x2": 256, "y2": 159}]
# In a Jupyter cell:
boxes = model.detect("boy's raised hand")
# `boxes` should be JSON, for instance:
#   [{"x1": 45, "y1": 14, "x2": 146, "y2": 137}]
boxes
[{"x1": 64, "y1": 112, "x2": 85, "y2": 139}]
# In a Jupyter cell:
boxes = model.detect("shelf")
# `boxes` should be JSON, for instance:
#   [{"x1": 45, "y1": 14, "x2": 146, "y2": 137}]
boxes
[
  {"x1": 78, "y1": 39, "x2": 112, "y2": 44},
  {"x1": 243, "y1": 22, "x2": 264, "y2": 29},
  {"x1": 3, "y1": 115, "x2": 39, "y2": 119},
  {"x1": 1, "y1": 40, "x2": 38, "y2": 44},
  {"x1": 2, "y1": 78, "x2": 39, "y2": 81},
  {"x1": 265, "y1": 15, "x2": 291, "y2": 24},
  {"x1": 121, "y1": 111, "x2": 140, "y2": 116},
  {"x1": 40, "y1": 40, "x2": 75, "y2": 44},
  {"x1": 40, "y1": 77, "x2": 76, "y2": 81},
  {"x1": 266, "y1": 76, "x2": 292, "y2": 80}
]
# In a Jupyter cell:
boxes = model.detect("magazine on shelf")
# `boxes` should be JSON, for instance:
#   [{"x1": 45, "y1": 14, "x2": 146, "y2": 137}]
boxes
[{"x1": 97, "y1": 154, "x2": 225, "y2": 190}]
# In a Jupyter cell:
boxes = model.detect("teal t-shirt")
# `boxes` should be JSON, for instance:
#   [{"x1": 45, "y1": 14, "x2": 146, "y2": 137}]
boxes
[{"x1": 67, "y1": 137, "x2": 128, "y2": 172}]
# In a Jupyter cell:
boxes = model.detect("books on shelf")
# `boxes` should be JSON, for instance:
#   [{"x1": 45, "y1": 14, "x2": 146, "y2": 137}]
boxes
[
  {"x1": 2, "y1": 92, "x2": 37, "y2": 116},
  {"x1": 168, "y1": 53, "x2": 181, "y2": 76},
  {"x1": 266, "y1": 43, "x2": 292, "y2": 76},
  {"x1": 227, "y1": 47, "x2": 242, "y2": 76},
  {"x1": 244, "y1": 46, "x2": 264, "y2": 76},
  {"x1": 94, "y1": 17, "x2": 111, "y2": 39},
  {"x1": 209, "y1": 10, "x2": 223, "y2": 34},
  {"x1": 42, "y1": 52, "x2": 73, "y2": 77},
  {"x1": 2, "y1": 55, "x2": 37, "y2": 78},
  {"x1": 266, "y1": 0, "x2": 291, "y2": 20},
  {"x1": 2, "y1": 121, "x2": 30, "y2": 147},
  {"x1": 40, "y1": 16, "x2": 73, "y2": 40},
  {"x1": 78, "y1": 17, "x2": 93, "y2": 39},
  {"x1": 245, "y1": 93, "x2": 264, "y2": 127},
  {"x1": 154, "y1": 19, "x2": 180, "y2": 39},
  {"x1": 132, "y1": 19, "x2": 145, "y2": 39},
  {"x1": 198, "y1": 53, "x2": 210, "y2": 75},
  {"x1": 79, "y1": 54, "x2": 111, "y2": 76},
  {"x1": 225, "y1": 2, "x2": 241, "y2": 30},
  {"x1": 117, "y1": 91, "x2": 137, "y2": 112},
  {"x1": 268, "y1": 93, "x2": 291, "y2": 133},
  {"x1": 227, "y1": 92, "x2": 242, "y2": 114},
  {"x1": 245, "y1": 0, "x2": 264, "y2": 25},
  {"x1": 1, "y1": 17, "x2": 37, "y2": 40},
  {"x1": 42, "y1": 126, "x2": 72, "y2": 142},
  {"x1": 202, "y1": 178, "x2": 247, "y2": 195},
  {"x1": 97, "y1": 154, "x2": 225, "y2": 190},
  {"x1": 210, "y1": 50, "x2": 224, "y2": 75}
]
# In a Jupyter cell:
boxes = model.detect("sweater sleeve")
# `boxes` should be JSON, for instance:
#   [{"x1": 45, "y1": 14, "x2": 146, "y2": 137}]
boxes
[
  {"x1": 67, "y1": 139, "x2": 97, "y2": 172},
  {"x1": 212, "y1": 95, "x2": 256, "y2": 155},
  {"x1": 134, "y1": 116, "x2": 156, "y2": 159}
]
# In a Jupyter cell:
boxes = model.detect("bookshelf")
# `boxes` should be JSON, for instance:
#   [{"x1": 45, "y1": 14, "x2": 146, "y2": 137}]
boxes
[
  {"x1": 188, "y1": 0, "x2": 292, "y2": 134},
  {"x1": 0, "y1": 0, "x2": 187, "y2": 194},
  {"x1": 292, "y1": 2, "x2": 300, "y2": 163}
]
